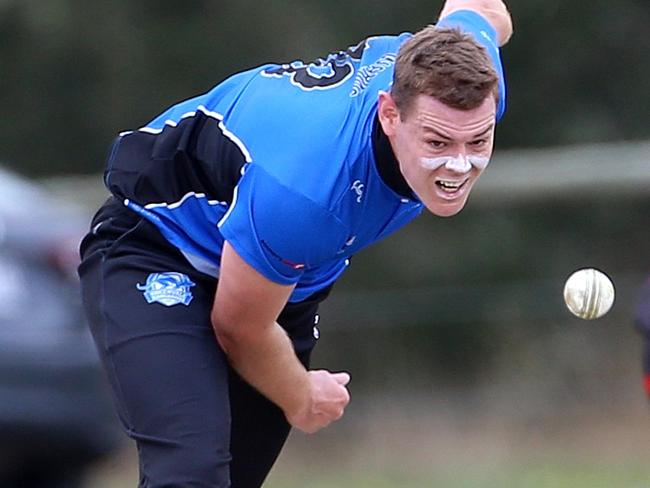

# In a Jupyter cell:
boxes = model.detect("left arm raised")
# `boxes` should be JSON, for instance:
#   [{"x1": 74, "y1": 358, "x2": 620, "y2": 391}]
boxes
[{"x1": 438, "y1": 0, "x2": 513, "y2": 46}]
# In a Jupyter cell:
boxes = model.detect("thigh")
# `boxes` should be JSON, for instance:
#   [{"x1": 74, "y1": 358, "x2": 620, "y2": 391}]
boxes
[
  {"x1": 80, "y1": 224, "x2": 233, "y2": 487},
  {"x1": 80, "y1": 206, "x2": 333, "y2": 487},
  {"x1": 227, "y1": 372, "x2": 291, "y2": 488},
  {"x1": 227, "y1": 298, "x2": 322, "y2": 488}
]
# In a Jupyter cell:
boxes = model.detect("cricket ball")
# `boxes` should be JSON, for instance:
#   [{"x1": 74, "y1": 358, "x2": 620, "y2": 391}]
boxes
[{"x1": 563, "y1": 268, "x2": 615, "y2": 320}]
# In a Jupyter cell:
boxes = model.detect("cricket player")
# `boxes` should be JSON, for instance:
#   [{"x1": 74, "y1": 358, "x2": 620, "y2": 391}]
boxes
[{"x1": 78, "y1": 0, "x2": 513, "y2": 486}]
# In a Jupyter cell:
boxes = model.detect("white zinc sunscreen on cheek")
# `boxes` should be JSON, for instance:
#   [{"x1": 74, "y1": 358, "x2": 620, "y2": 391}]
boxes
[
  {"x1": 419, "y1": 156, "x2": 453, "y2": 171},
  {"x1": 419, "y1": 155, "x2": 491, "y2": 172},
  {"x1": 465, "y1": 155, "x2": 490, "y2": 170}
]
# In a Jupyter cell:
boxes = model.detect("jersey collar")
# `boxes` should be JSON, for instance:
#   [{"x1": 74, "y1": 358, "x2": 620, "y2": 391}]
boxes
[{"x1": 371, "y1": 114, "x2": 416, "y2": 200}]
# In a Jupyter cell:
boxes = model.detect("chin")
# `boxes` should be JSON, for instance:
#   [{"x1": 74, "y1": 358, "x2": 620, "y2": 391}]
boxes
[
  {"x1": 429, "y1": 207, "x2": 464, "y2": 218},
  {"x1": 425, "y1": 199, "x2": 468, "y2": 218}
]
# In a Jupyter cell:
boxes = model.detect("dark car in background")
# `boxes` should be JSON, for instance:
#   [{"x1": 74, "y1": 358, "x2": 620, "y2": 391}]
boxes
[{"x1": 0, "y1": 167, "x2": 120, "y2": 488}]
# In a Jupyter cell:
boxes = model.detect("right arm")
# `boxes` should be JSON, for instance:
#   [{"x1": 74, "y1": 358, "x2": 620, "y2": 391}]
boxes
[
  {"x1": 211, "y1": 241, "x2": 351, "y2": 434},
  {"x1": 438, "y1": 0, "x2": 513, "y2": 46}
]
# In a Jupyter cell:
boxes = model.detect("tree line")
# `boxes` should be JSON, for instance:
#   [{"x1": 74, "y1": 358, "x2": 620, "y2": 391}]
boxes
[{"x1": 1, "y1": 0, "x2": 648, "y2": 176}]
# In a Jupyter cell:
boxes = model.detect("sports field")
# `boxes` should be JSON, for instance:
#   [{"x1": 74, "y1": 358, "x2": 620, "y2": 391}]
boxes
[
  {"x1": 267, "y1": 410, "x2": 650, "y2": 487},
  {"x1": 86, "y1": 394, "x2": 650, "y2": 488},
  {"x1": 267, "y1": 466, "x2": 650, "y2": 488},
  {"x1": 88, "y1": 449, "x2": 650, "y2": 488}
]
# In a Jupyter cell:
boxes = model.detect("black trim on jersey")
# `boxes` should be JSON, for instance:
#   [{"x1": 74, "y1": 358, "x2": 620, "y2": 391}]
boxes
[
  {"x1": 105, "y1": 112, "x2": 246, "y2": 206},
  {"x1": 372, "y1": 115, "x2": 415, "y2": 199}
]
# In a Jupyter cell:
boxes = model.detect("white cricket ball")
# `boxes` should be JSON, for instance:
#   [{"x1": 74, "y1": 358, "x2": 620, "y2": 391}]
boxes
[{"x1": 563, "y1": 268, "x2": 615, "y2": 320}]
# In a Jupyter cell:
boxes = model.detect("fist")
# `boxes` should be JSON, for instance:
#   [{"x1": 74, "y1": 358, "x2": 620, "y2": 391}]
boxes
[{"x1": 286, "y1": 370, "x2": 351, "y2": 434}]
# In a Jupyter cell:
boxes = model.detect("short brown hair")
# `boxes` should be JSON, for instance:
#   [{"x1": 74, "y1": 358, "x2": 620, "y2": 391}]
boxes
[{"x1": 392, "y1": 26, "x2": 499, "y2": 117}]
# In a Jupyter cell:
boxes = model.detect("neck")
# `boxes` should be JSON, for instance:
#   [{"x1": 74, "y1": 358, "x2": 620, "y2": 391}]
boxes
[{"x1": 372, "y1": 115, "x2": 414, "y2": 199}]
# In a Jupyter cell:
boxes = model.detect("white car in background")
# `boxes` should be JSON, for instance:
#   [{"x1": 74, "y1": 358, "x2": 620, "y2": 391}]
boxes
[{"x1": 0, "y1": 166, "x2": 120, "y2": 488}]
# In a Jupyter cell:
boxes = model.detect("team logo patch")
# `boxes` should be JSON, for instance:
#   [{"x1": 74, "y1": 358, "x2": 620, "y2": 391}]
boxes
[{"x1": 136, "y1": 272, "x2": 196, "y2": 307}]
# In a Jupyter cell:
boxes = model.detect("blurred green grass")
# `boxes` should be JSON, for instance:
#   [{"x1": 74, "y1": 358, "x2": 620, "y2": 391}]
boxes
[
  {"x1": 85, "y1": 402, "x2": 650, "y2": 488},
  {"x1": 87, "y1": 456, "x2": 650, "y2": 488},
  {"x1": 85, "y1": 384, "x2": 650, "y2": 488},
  {"x1": 267, "y1": 464, "x2": 650, "y2": 488}
]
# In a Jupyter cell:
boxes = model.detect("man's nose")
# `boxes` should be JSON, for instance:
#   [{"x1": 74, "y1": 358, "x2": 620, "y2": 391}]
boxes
[{"x1": 444, "y1": 154, "x2": 472, "y2": 173}]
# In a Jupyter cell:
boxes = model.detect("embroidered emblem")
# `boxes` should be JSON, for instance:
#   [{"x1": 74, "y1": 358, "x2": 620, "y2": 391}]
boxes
[
  {"x1": 136, "y1": 272, "x2": 196, "y2": 307},
  {"x1": 351, "y1": 180, "x2": 364, "y2": 203}
]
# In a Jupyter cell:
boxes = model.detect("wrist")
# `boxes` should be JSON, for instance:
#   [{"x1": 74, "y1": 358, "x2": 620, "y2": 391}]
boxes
[{"x1": 281, "y1": 371, "x2": 313, "y2": 420}]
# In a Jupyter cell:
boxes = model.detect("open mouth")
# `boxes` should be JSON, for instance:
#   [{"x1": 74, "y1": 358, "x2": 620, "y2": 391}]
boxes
[{"x1": 435, "y1": 178, "x2": 469, "y2": 194}]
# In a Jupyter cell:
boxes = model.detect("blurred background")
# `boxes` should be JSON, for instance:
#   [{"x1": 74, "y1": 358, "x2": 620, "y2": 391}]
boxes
[{"x1": 1, "y1": 0, "x2": 649, "y2": 486}]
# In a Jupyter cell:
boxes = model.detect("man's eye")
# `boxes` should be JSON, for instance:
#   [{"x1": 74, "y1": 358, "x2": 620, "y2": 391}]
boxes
[
  {"x1": 428, "y1": 140, "x2": 447, "y2": 149},
  {"x1": 470, "y1": 139, "x2": 487, "y2": 147}
]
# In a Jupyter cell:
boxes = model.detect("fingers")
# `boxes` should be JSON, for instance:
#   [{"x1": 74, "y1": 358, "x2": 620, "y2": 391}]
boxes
[
  {"x1": 324, "y1": 370, "x2": 351, "y2": 406},
  {"x1": 309, "y1": 405, "x2": 346, "y2": 432},
  {"x1": 332, "y1": 371, "x2": 351, "y2": 386},
  {"x1": 317, "y1": 371, "x2": 351, "y2": 417},
  {"x1": 287, "y1": 369, "x2": 351, "y2": 434},
  {"x1": 332, "y1": 406, "x2": 346, "y2": 420}
]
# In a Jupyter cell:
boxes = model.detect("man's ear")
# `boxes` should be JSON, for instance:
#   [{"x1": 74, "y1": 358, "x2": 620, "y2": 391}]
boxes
[{"x1": 377, "y1": 91, "x2": 400, "y2": 137}]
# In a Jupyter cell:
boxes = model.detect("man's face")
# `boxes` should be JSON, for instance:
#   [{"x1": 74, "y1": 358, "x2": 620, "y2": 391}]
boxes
[{"x1": 378, "y1": 92, "x2": 496, "y2": 217}]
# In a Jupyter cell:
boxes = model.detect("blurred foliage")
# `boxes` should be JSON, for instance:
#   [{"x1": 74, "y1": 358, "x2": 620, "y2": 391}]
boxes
[
  {"x1": 1, "y1": 0, "x2": 649, "y2": 176},
  {"x1": 315, "y1": 195, "x2": 650, "y2": 384},
  {"x1": 2, "y1": 0, "x2": 647, "y2": 390},
  {"x1": 1, "y1": 0, "x2": 646, "y2": 384}
]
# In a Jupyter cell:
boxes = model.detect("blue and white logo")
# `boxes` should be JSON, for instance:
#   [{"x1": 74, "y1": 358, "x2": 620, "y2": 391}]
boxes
[
  {"x1": 136, "y1": 272, "x2": 196, "y2": 307},
  {"x1": 350, "y1": 180, "x2": 364, "y2": 203}
]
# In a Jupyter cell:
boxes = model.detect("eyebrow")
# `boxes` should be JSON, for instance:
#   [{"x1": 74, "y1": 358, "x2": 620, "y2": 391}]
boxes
[{"x1": 423, "y1": 124, "x2": 494, "y2": 140}]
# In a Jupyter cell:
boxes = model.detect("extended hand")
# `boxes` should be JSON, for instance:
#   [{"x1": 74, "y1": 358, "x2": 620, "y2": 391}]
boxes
[{"x1": 286, "y1": 370, "x2": 351, "y2": 434}]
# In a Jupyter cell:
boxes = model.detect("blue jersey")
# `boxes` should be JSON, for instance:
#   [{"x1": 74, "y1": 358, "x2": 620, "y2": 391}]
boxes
[{"x1": 104, "y1": 10, "x2": 506, "y2": 302}]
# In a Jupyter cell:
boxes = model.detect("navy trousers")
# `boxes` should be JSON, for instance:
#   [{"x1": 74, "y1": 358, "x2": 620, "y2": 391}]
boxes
[{"x1": 79, "y1": 198, "x2": 327, "y2": 487}]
